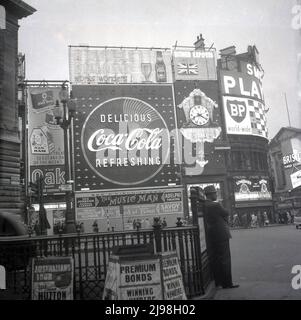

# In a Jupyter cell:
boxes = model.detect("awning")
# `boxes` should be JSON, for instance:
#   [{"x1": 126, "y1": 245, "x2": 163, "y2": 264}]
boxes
[{"x1": 235, "y1": 201, "x2": 273, "y2": 208}]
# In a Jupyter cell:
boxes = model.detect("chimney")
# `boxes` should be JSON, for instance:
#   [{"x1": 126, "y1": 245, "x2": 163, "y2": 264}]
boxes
[
  {"x1": 194, "y1": 33, "x2": 205, "y2": 50},
  {"x1": 219, "y1": 46, "x2": 236, "y2": 57}
]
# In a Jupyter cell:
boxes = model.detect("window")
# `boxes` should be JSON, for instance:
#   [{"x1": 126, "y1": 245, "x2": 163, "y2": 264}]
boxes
[{"x1": 0, "y1": 5, "x2": 5, "y2": 30}]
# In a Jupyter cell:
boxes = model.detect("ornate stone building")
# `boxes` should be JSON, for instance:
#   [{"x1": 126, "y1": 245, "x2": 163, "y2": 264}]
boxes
[{"x1": 0, "y1": 0, "x2": 35, "y2": 216}]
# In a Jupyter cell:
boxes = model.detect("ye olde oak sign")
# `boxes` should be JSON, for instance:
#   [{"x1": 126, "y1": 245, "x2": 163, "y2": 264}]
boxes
[{"x1": 103, "y1": 245, "x2": 187, "y2": 300}]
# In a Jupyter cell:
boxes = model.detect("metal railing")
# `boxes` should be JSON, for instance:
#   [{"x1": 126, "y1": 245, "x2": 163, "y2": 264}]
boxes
[{"x1": 0, "y1": 226, "x2": 211, "y2": 300}]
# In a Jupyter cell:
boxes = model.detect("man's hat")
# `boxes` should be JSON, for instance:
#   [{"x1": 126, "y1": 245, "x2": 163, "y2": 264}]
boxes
[{"x1": 204, "y1": 185, "x2": 217, "y2": 195}]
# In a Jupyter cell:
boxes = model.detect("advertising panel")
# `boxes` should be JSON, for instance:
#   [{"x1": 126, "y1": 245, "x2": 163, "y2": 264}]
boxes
[
  {"x1": 174, "y1": 81, "x2": 225, "y2": 175},
  {"x1": 291, "y1": 170, "x2": 301, "y2": 189},
  {"x1": 27, "y1": 86, "x2": 65, "y2": 194},
  {"x1": 222, "y1": 96, "x2": 268, "y2": 138},
  {"x1": 69, "y1": 46, "x2": 173, "y2": 84},
  {"x1": 219, "y1": 62, "x2": 268, "y2": 139},
  {"x1": 72, "y1": 84, "x2": 180, "y2": 190},
  {"x1": 102, "y1": 251, "x2": 186, "y2": 300},
  {"x1": 161, "y1": 252, "x2": 187, "y2": 300},
  {"x1": 31, "y1": 256, "x2": 74, "y2": 300},
  {"x1": 233, "y1": 176, "x2": 272, "y2": 202},
  {"x1": 282, "y1": 137, "x2": 301, "y2": 169},
  {"x1": 75, "y1": 187, "x2": 184, "y2": 232},
  {"x1": 119, "y1": 258, "x2": 162, "y2": 300},
  {"x1": 187, "y1": 182, "x2": 223, "y2": 204},
  {"x1": 281, "y1": 135, "x2": 301, "y2": 189},
  {"x1": 220, "y1": 68, "x2": 264, "y2": 101},
  {"x1": 173, "y1": 49, "x2": 217, "y2": 80}
]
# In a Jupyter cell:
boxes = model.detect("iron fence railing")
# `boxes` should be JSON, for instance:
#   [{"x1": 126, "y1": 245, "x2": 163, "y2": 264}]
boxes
[{"x1": 0, "y1": 226, "x2": 211, "y2": 300}]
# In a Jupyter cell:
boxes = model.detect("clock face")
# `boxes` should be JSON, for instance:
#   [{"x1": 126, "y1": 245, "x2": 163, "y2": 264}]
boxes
[{"x1": 189, "y1": 105, "x2": 210, "y2": 126}]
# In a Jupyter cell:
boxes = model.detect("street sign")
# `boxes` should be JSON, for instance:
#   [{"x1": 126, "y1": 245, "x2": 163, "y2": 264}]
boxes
[{"x1": 60, "y1": 184, "x2": 72, "y2": 192}]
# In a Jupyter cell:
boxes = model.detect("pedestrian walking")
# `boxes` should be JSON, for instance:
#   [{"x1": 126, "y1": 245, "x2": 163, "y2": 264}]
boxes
[
  {"x1": 263, "y1": 211, "x2": 269, "y2": 226},
  {"x1": 283, "y1": 211, "x2": 288, "y2": 224},
  {"x1": 242, "y1": 214, "x2": 248, "y2": 228},
  {"x1": 257, "y1": 212, "x2": 263, "y2": 227},
  {"x1": 202, "y1": 185, "x2": 239, "y2": 289},
  {"x1": 251, "y1": 214, "x2": 258, "y2": 228},
  {"x1": 286, "y1": 211, "x2": 291, "y2": 224},
  {"x1": 232, "y1": 214, "x2": 239, "y2": 228},
  {"x1": 247, "y1": 213, "x2": 252, "y2": 228}
]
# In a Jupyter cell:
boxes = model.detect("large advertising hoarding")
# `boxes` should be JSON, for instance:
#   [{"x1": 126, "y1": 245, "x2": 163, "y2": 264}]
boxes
[
  {"x1": 281, "y1": 135, "x2": 301, "y2": 190},
  {"x1": 233, "y1": 175, "x2": 272, "y2": 202},
  {"x1": 219, "y1": 61, "x2": 268, "y2": 139},
  {"x1": 72, "y1": 84, "x2": 180, "y2": 191},
  {"x1": 102, "y1": 251, "x2": 186, "y2": 300},
  {"x1": 172, "y1": 48, "x2": 217, "y2": 81},
  {"x1": 75, "y1": 187, "x2": 184, "y2": 232},
  {"x1": 27, "y1": 86, "x2": 65, "y2": 194},
  {"x1": 69, "y1": 46, "x2": 173, "y2": 84},
  {"x1": 174, "y1": 80, "x2": 225, "y2": 176}
]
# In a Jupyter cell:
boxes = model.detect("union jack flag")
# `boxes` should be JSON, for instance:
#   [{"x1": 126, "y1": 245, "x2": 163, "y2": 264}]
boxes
[{"x1": 177, "y1": 63, "x2": 198, "y2": 75}]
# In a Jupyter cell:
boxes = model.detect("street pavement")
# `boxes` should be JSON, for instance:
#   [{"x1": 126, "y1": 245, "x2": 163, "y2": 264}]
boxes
[{"x1": 213, "y1": 225, "x2": 301, "y2": 300}]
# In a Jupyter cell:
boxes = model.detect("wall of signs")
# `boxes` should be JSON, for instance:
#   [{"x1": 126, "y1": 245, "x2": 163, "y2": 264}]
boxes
[
  {"x1": 219, "y1": 61, "x2": 268, "y2": 139},
  {"x1": 75, "y1": 187, "x2": 184, "y2": 232},
  {"x1": 233, "y1": 176, "x2": 272, "y2": 202},
  {"x1": 72, "y1": 84, "x2": 180, "y2": 190},
  {"x1": 27, "y1": 86, "x2": 65, "y2": 194},
  {"x1": 69, "y1": 46, "x2": 173, "y2": 84},
  {"x1": 172, "y1": 49, "x2": 217, "y2": 81}
]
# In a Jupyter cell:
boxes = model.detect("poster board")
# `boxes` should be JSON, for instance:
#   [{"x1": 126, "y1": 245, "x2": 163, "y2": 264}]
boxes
[
  {"x1": 27, "y1": 86, "x2": 66, "y2": 195},
  {"x1": 31, "y1": 256, "x2": 74, "y2": 300},
  {"x1": 161, "y1": 252, "x2": 187, "y2": 300},
  {"x1": 102, "y1": 248, "x2": 186, "y2": 300},
  {"x1": 75, "y1": 187, "x2": 184, "y2": 232},
  {"x1": 197, "y1": 217, "x2": 207, "y2": 252}
]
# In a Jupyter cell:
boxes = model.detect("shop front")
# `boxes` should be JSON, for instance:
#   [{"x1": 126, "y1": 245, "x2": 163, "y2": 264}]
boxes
[{"x1": 231, "y1": 175, "x2": 274, "y2": 226}]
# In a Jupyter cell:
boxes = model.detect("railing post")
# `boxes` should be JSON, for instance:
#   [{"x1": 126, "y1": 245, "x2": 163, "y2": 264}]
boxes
[
  {"x1": 189, "y1": 186, "x2": 206, "y2": 294},
  {"x1": 190, "y1": 187, "x2": 199, "y2": 227}
]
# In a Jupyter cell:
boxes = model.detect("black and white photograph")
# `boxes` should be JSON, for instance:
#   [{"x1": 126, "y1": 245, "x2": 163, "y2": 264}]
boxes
[{"x1": 0, "y1": 0, "x2": 301, "y2": 306}]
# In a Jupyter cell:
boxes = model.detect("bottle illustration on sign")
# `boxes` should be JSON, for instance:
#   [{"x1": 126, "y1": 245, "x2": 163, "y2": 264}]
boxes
[
  {"x1": 141, "y1": 63, "x2": 152, "y2": 82},
  {"x1": 155, "y1": 51, "x2": 167, "y2": 83}
]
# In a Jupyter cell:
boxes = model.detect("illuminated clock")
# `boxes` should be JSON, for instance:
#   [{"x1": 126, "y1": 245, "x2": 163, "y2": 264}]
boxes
[{"x1": 189, "y1": 105, "x2": 210, "y2": 126}]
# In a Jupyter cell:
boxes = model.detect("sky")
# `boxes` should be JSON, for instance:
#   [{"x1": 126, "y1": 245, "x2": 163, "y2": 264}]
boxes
[{"x1": 18, "y1": 0, "x2": 301, "y2": 139}]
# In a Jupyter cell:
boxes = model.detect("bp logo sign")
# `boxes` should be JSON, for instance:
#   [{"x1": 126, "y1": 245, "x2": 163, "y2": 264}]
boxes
[
  {"x1": 81, "y1": 97, "x2": 170, "y2": 186},
  {"x1": 226, "y1": 99, "x2": 247, "y2": 123}
]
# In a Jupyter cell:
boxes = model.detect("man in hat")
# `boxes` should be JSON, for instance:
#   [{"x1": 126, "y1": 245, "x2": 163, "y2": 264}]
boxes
[{"x1": 203, "y1": 185, "x2": 239, "y2": 289}]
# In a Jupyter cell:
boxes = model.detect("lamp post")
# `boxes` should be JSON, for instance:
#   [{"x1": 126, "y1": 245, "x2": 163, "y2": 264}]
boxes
[{"x1": 53, "y1": 83, "x2": 77, "y2": 233}]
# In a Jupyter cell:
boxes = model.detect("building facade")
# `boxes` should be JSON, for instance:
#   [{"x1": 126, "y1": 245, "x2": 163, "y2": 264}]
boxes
[
  {"x1": 269, "y1": 127, "x2": 301, "y2": 221},
  {"x1": 173, "y1": 35, "x2": 231, "y2": 216},
  {"x1": 0, "y1": 0, "x2": 35, "y2": 217},
  {"x1": 217, "y1": 45, "x2": 274, "y2": 225}
]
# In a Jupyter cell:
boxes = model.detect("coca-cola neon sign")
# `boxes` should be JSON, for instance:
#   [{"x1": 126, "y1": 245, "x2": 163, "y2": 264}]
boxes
[
  {"x1": 87, "y1": 128, "x2": 163, "y2": 152},
  {"x1": 81, "y1": 97, "x2": 170, "y2": 186}
]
